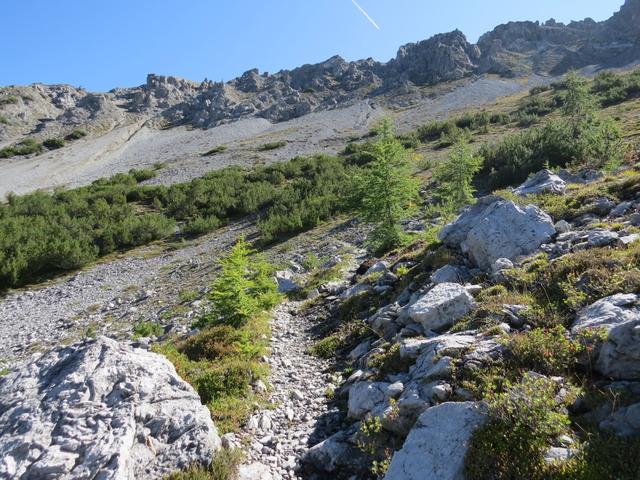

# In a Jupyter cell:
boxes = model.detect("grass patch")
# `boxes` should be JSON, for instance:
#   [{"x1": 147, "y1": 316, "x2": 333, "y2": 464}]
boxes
[
  {"x1": 258, "y1": 140, "x2": 287, "y2": 151},
  {"x1": 156, "y1": 312, "x2": 270, "y2": 433},
  {"x1": 165, "y1": 448, "x2": 244, "y2": 480},
  {"x1": 133, "y1": 321, "x2": 164, "y2": 338},
  {"x1": 43, "y1": 138, "x2": 65, "y2": 150},
  {"x1": 65, "y1": 129, "x2": 87, "y2": 140},
  {"x1": 202, "y1": 145, "x2": 227, "y2": 156}
]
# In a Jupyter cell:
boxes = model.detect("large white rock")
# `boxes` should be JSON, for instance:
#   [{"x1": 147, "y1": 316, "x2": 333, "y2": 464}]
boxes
[
  {"x1": 571, "y1": 294, "x2": 640, "y2": 380},
  {"x1": 407, "y1": 283, "x2": 475, "y2": 332},
  {"x1": 512, "y1": 169, "x2": 567, "y2": 196},
  {"x1": 384, "y1": 402, "x2": 487, "y2": 480},
  {"x1": 0, "y1": 337, "x2": 220, "y2": 479},
  {"x1": 439, "y1": 196, "x2": 556, "y2": 270}
]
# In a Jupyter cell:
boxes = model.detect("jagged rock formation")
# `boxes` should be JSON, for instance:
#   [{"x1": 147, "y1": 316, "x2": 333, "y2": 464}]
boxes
[
  {"x1": 0, "y1": 336, "x2": 220, "y2": 480},
  {"x1": 1, "y1": 1, "x2": 638, "y2": 140}
]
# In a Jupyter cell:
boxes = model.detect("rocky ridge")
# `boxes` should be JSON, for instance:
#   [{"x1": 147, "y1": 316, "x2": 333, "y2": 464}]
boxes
[{"x1": 1, "y1": 0, "x2": 638, "y2": 141}]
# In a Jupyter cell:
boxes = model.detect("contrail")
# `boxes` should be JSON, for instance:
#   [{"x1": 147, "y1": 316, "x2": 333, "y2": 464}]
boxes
[{"x1": 351, "y1": 0, "x2": 380, "y2": 30}]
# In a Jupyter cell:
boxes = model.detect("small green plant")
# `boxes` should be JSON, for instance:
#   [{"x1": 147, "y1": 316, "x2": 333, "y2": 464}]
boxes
[
  {"x1": 258, "y1": 140, "x2": 287, "y2": 151},
  {"x1": 302, "y1": 252, "x2": 321, "y2": 271},
  {"x1": 197, "y1": 237, "x2": 281, "y2": 328},
  {"x1": 0, "y1": 114, "x2": 9, "y2": 125},
  {"x1": 465, "y1": 373, "x2": 575, "y2": 479},
  {"x1": 65, "y1": 129, "x2": 87, "y2": 140},
  {"x1": 182, "y1": 216, "x2": 221, "y2": 237},
  {"x1": 43, "y1": 138, "x2": 66, "y2": 150},
  {"x1": 202, "y1": 145, "x2": 227, "y2": 156},
  {"x1": 309, "y1": 335, "x2": 340, "y2": 358},
  {"x1": 165, "y1": 447, "x2": 244, "y2": 480},
  {"x1": 133, "y1": 321, "x2": 164, "y2": 338},
  {"x1": 128, "y1": 168, "x2": 157, "y2": 182},
  {"x1": 178, "y1": 289, "x2": 199, "y2": 303},
  {"x1": 0, "y1": 95, "x2": 19, "y2": 106}
]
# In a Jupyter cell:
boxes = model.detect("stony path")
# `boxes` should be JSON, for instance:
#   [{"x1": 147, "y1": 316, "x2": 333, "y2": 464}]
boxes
[{"x1": 240, "y1": 300, "x2": 341, "y2": 480}]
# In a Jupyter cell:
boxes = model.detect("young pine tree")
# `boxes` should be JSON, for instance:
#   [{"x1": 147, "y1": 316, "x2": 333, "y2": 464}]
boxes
[
  {"x1": 433, "y1": 136, "x2": 484, "y2": 212},
  {"x1": 355, "y1": 119, "x2": 419, "y2": 253},
  {"x1": 201, "y1": 237, "x2": 280, "y2": 328}
]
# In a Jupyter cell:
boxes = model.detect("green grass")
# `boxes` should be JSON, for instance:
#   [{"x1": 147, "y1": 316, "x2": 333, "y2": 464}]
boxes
[
  {"x1": 165, "y1": 448, "x2": 244, "y2": 480},
  {"x1": 154, "y1": 312, "x2": 271, "y2": 433},
  {"x1": 133, "y1": 321, "x2": 164, "y2": 338},
  {"x1": 202, "y1": 145, "x2": 227, "y2": 156},
  {"x1": 258, "y1": 140, "x2": 287, "y2": 151}
]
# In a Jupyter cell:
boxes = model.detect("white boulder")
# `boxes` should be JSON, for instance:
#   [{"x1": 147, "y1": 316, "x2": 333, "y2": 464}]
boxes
[
  {"x1": 512, "y1": 169, "x2": 567, "y2": 196},
  {"x1": 384, "y1": 402, "x2": 487, "y2": 480},
  {"x1": 439, "y1": 197, "x2": 556, "y2": 270},
  {"x1": 0, "y1": 337, "x2": 220, "y2": 480},
  {"x1": 571, "y1": 294, "x2": 640, "y2": 379},
  {"x1": 407, "y1": 283, "x2": 475, "y2": 332}
]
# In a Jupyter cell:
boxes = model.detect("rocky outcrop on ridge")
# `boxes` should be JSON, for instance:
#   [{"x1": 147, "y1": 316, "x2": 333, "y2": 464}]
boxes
[{"x1": 1, "y1": 1, "x2": 638, "y2": 139}]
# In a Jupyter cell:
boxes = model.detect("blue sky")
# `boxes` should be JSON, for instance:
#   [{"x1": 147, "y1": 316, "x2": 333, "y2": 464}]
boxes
[{"x1": 1, "y1": 0, "x2": 623, "y2": 91}]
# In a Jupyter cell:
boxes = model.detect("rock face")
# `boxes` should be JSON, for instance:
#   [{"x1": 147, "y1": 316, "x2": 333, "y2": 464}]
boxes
[
  {"x1": 384, "y1": 402, "x2": 487, "y2": 480},
  {"x1": 3, "y1": 2, "x2": 639, "y2": 138},
  {"x1": 572, "y1": 294, "x2": 640, "y2": 380},
  {"x1": 513, "y1": 169, "x2": 567, "y2": 196},
  {"x1": 439, "y1": 196, "x2": 556, "y2": 270},
  {"x1": 407, "y1": 283, "x2": 476, "y2": 332},
  {"x1": 0, "y1": 336, "x2": 220, "y2": 480}
]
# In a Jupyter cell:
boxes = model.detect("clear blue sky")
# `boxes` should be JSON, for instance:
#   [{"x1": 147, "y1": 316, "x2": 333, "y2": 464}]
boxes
[{"x1": 1, "y1": 0, "x2": 624, "y2": 91}]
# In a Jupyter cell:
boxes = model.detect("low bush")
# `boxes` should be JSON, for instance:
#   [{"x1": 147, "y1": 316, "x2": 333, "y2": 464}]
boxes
[
  {"x1": 165, "y1": 448, "x2": 244, "y2": 480},
  {"x1": 43, "y1": 138, "x2": 65, "y2": 150},
  {"x1": 65, "y1": 129, "x2": 87, "y2": 140},
  {"x1": 258, "y1": 140, "x2": 287, "y2": 151},
  {"x1": 133, "y1": 321, "x2": 164, "y2": 338},
  {"x1": 128, "y1": 168, "x2": 157, "y2": 182},
  {"x1": 465, "y1": 373, "x2": 574, "y2": 479},
  {"x1": 182, "y1": 216, "x2": 221, "y2": 237},
  {"x1": 202, "y1": 145, "x2": 227, "y2": 156}
]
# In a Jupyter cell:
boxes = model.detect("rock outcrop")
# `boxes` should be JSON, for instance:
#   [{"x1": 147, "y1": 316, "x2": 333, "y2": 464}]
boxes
[
  {"x1": 439, "y1": 196, "x2": 556, "y2": 270},
  {"x1": 513, "y1": 169, "x2": 567, "y2": 196},
  {"x1": 572, "y1": 293, "x2": 640, "y2": 380},
  {"x1": 384, "y1": 402, "x2": 488, "y2": 480},
  {"x1": 2, "y1": 1, "x2": 638, "y2": 138},
  {"x1": 0, "y1": 336, "x2": 220, "y2": 480}
]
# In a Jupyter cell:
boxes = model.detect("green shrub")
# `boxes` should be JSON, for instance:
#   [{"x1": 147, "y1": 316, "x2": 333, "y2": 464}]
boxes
[
  {"x1": 309, "y1": 335, "x2": 340, "y2": 358},
  {"x1": 165, "y1": 448, "x2": 244, "y2": 480},
  {"x1": 133, "y1": 321, "x2": 164, "y2": 338},
  {"x1": 0, "y1": 95, "x2": 19, "y2": 106},
  {"x1": 182, "y1": 216, "x2": 221, "y2": 237},
  {"x1": 258, "y1": 140, "x2": 287, "y2": 151},
  {"x1": 0, "y1": 138, "x2": 42, "y2": 158},
  {"x1": 0, "y1": 114, "x2": 9, "y2": 125},
  {"x1": 465, "y1": 373, "x2": 573, "y2": 479},
  {"x1": 506, "y1": 326, "x2": 582, "y2": 376},
  {"x1": 128, "y1": 168, "x2": 157, "y2": 182},
  {"x1": 202, "y1": 145, "x2": 227, "y2": 156},
  {"x1": 43, "y1": 138, "x2": 66, "y2": 150},
  {"x1": 65, "y1": 129, "x2": 87, "y2": 140}
]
